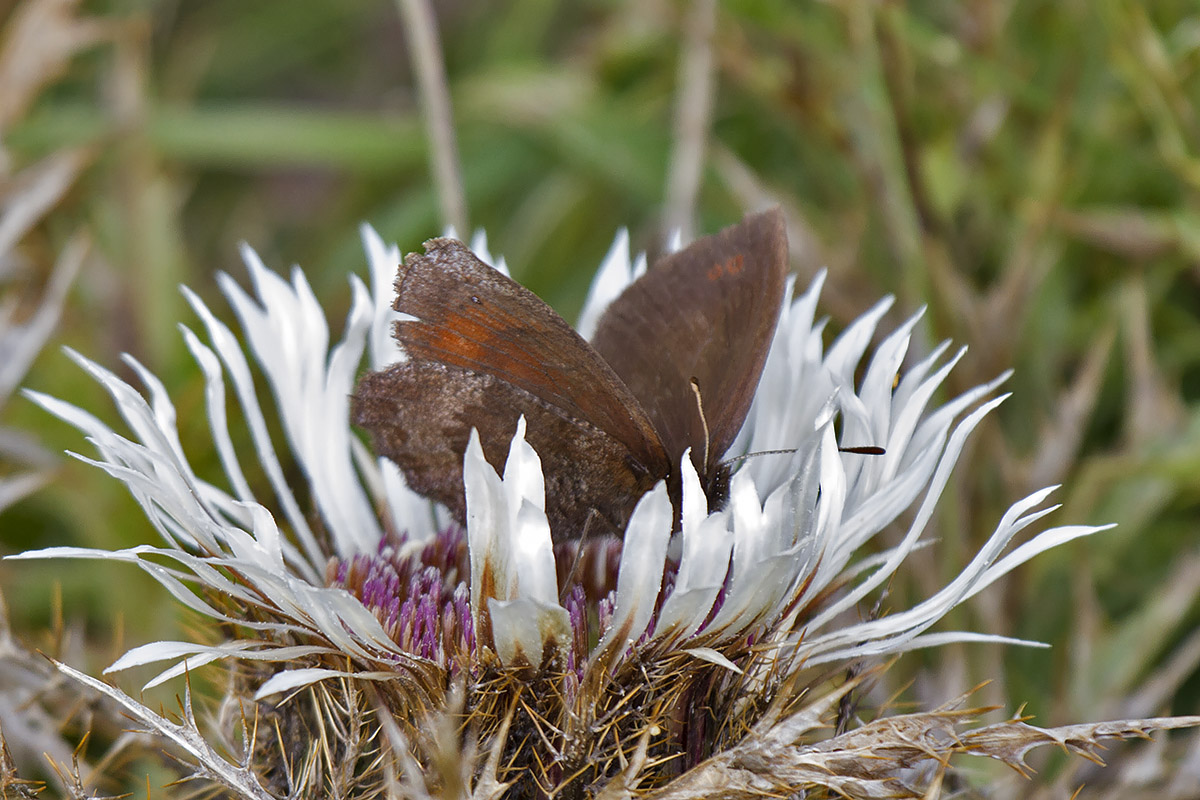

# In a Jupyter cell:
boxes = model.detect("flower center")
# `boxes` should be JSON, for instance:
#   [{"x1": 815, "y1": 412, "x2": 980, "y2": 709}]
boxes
[{"x1": 327, "y1": 528, "x2": 662, "y2": 672}]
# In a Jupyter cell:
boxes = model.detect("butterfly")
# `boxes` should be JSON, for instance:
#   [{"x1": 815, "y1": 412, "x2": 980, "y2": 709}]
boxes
[{"x1": 352, "y1": 208, "x2": 788, "y2": 541}]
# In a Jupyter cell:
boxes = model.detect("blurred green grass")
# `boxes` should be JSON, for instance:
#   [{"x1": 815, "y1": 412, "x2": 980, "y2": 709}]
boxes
[{"x1": 2, "y1": 0, "x2": 1199, "y2": 775}]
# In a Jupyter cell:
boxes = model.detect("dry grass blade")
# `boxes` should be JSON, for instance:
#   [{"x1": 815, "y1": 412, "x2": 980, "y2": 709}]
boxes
[
  {"x1": 635, "y1": 677, "x2": 1200, "y2": 800},
  {"x1": 394, "y1": 0, "x2": 467, "y2": 233},
  {"x1": 0, "y1": 0, "x2": 113, "y2": 133},
  {"x1": 962, "y1": 715, "x2": 1200, "y2": 777},
  {"x1": 0, "y1": 149, "x2": 90, "y2": 258},
  {"x1": 470, "y1": 699, "x2": 516, "y2": 800},
  {"x1": 1119, "y1": 278, "x2": 1184, "y2": 446},
  {"x1": 0, "y1": 142, "x2": 89, "y2": 515},
  {"x1": 5, "y1": 5, "x2": 1200, "y2": 798},
  {"x1": 1052, "y1": 207, "x2": 1181, "y2": 261},
  {"x1": 1027, "y1": 323, "x2": 1114, "y2": 491},
  {"x1": 377, "y1": 705, "x2": 436, "y2": 800},
  {"x1": 0, "y1": 231, "x2": 85, "y2": 404},
  {"x1": 594, "y1": 724, "x2": 657, "y2": 800},
  {"x1": 1122, "y1": 626, "x2": 1200, "y2": 721},
  {"x1": 663, "y1": 0, "x2": 717, "y2": 241}
]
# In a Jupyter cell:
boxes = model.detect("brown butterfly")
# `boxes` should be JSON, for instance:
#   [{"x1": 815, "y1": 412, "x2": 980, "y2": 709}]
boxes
[{"x1": 352, "y1": 209, "x2": 788, "y2": 541}]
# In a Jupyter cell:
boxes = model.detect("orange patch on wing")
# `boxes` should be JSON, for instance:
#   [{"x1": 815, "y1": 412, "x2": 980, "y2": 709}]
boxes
[{"x1": 706, "y1": 253, "x2": 745, "y2": 281}]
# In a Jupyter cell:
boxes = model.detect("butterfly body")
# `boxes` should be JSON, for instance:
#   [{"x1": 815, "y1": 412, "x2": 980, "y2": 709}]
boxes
[{"x1": 352, "y1": 209, "x2": 788, "y2": 540}]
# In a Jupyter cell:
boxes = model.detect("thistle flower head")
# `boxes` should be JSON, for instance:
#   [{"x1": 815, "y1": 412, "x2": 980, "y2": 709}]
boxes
[{"x1": 7, "y1": 221, "x2": 1141, "y2": 798}]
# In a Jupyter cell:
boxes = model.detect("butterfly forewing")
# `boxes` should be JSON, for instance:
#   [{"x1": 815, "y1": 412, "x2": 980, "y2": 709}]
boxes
[{"x1": 387, "y1": 239, "x2": 668, "y2": 470}]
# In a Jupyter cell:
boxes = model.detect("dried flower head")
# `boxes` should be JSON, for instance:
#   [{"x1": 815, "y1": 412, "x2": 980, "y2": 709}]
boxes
[{"x1": 7, "y1": 223, "x2": 1198, "y2": 799}]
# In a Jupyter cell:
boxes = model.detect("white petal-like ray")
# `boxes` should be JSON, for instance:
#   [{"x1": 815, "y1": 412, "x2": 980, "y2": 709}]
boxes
[
  {"x1": 655, "y1": 455, "x2": 732, "y2": 638},
  {"x1": 803, "y1": 396, "x2": 1010, "y2": 635},
  {"x1": 219, "y1": 250, "x2": 380, "y2": 557},
  {"x1": 256, "y1": 667, "x2": 405, "y2": 699},
  {"x1": 798, "y1": 507, "x2": 1109, "y2": 667},
  {"x1": 52, "y1": 661, "x2": 277, "y2": 799},
  {"x1": 598, "y1": 482, "x2": 673, "y2": 652},
  {"x1": 488, "y1": 597, "x2": 571, "y2": 666},
  {"x1": 379, "y1": 457, "x2": 441, "y2": 542},
  {"x1": 179, "y1": 326, "x2": 255, "y2": 506},
  {"x1": 182, "y1": 285, "x2": 325, "y2": 571},
  {"x1": 361, "y1": 224, "x2": 405, "y2": 369},
  {"x1": 10, "y1": 539, "x2": 419, "y2": 688},
  {"x1": 465, "y1": 419, "x2": 568, "y2": 663},
  {"x1": 576, "y1": 228, "x2": 647, "y2": 340}
]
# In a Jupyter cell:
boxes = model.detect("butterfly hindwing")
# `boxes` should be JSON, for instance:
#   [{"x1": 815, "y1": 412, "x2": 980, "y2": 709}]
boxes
[{"x1": 388, "y1": 239, "x2": 668, "y2": 471}]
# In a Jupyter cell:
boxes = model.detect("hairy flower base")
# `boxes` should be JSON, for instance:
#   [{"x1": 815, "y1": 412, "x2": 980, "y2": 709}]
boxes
[
  {"x1": 320, "y1": 522, "x2": 780, "y2": 790},
  {"x1": 292, "y1": 611, "x2": 775, "y2": 794}
]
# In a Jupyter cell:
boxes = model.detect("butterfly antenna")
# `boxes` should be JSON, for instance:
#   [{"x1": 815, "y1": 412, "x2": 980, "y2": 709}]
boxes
[
  {"x1": 724, "y1": 444, "x2": 887, "y2": 467},
  {"x1": 689, "y1": 377, "x2": 711, "y2": 471},
  {"x1": 724, "y1": 448, "x2": 796, "y2": 466},
  {"x1": 558, "y1": 510, "x2": 600, "y2": 602}
]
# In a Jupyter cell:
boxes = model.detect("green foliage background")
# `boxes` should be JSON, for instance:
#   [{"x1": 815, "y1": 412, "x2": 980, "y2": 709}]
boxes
[{"x1": 3, "y1": 0, "x2": 1200, "y2": 779}]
